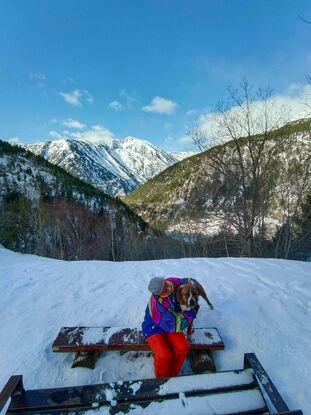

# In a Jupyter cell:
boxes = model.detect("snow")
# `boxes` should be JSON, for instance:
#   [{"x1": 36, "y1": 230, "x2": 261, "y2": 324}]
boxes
[
  {"x1": 129, "y1": 381, "x2": 142, "y2": 395},
  {"x1": 104, "y1": 387, "x2": 116, "y2": 403},
  {"x1": 190, "y1": 328, "x2": 220, "y2": 344},
  {"x1": 85, "y1": 389, "x2": 265, "y2": 414},
  {"x1": 0, "y1": 246, "x2": 310, "y2": 413},
  {"x1": 82, "y1": 327, "x2": 106, "y2": 344},
  {"x1": 158, "y1": 369, "x2": 254, "y2": 395},
  {"x1": 27, "y1": 137, "x2": 191, "y2": 197}
]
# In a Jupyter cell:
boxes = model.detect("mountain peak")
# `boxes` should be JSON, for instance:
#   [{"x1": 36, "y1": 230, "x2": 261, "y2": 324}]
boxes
[
  {"x1": 27, "y1": 136, "x2": 189, "y2": 197},
  {"x1": 121, "y1": 136, "x2": 154, "y2": 148}
]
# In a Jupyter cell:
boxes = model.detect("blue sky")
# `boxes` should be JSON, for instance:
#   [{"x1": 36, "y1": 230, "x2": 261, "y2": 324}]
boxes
[{"x1": 1, "y1": 0, "x2": 311, "y2": 150}]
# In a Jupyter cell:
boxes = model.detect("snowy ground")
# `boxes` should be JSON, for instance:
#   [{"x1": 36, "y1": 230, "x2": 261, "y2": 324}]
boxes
[{"x1": 0, "y1": 246, "x2": 310, "y2": 413}]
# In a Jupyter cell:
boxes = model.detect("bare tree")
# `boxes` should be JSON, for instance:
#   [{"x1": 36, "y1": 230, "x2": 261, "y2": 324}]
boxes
[
  {"x1": 273, "y1": 135, "x2": 311, "y2": 258},
  {"x1": 188, "y1": 79, "x2": 292, "y2": 257}
]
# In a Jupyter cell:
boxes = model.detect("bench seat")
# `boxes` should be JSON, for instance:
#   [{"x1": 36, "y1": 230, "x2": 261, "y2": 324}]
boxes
[
  {"x1": 52, "y1": 326, "x2": 225, "y2": 353},
  {"x1": 52, "y1": 326, "x2": 225, "y2": 370}
]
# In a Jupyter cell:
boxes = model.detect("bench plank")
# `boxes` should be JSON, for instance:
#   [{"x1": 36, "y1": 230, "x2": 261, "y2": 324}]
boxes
[
  {"x1": 8, "y1": 369, "x2": 261, "y2": 413},
  {"x1": 111, "y1": 389, "x2": 267, "y2": 415},
  {"x1": 52, "y1": 327, "x2": 224, "y2": 353}
]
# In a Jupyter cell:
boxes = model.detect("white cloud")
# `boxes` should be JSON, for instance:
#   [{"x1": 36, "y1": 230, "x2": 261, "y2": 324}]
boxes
[
  {"x1": 49, "y1": 125, "x2": 115, "y2": 146},
  {"x1": 30, "y1": 73, "x2": 46, "y2": 88},
  {"x1": 60, "y1": 90, "x2": 82, "y2": 107},
  {"x1": 108, "y1": 100, "x2": 125, "y2": 111},
  {"x1": 185, "y1": 107, "x2": 210, "y2": 117},
  {"x1": 108, "y1": 90, "x2": 138, "y2": 111},
  {"x1": 49, "y1": 131, "x2": 66, "y2": 140},
  {"x1": 5, "y1": 137, "x2": 23, "y2": 145},
  {"x1": 164, "y1": 134, "x2": 195, "y2": 152},
  {"x1": 75, "y1": 125, "x2": 114, "y2": 145},
  {"x1": 197, "y1": 84, "x2": 311, "y2": 146},
  {"x1": 60, "y1": 89, "x2": 93, "y2": 107},
  {"x1": 62, "y1": 118, "x2": 86, "y2": 129},
  {"x1": 74, "y1": 125, "x2": 115, "y2": 145},
  {"x1": 142, "y1": 96, "x2": 177, "y2": 115}
]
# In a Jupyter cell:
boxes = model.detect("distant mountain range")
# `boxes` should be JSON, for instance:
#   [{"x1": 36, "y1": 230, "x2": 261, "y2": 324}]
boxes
[{"x1": 27, "y1": 137, "x2": 195, "y2": 197}]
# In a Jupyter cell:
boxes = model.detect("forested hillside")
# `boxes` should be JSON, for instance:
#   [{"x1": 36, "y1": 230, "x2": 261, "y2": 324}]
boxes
[{"x1": 125, "y1": 119, "x2": 311, "y2": 259}]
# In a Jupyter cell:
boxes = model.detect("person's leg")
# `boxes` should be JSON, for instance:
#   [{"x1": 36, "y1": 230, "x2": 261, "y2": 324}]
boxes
[
  {"x1": 146, "y1": 333, "x2": 172, "y2": 379},
  {"x1": 166, "y1": 332, "x2": 190, "y2": 377}
]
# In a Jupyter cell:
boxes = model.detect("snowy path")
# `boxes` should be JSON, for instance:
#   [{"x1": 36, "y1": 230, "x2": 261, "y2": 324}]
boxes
[{"x1": 0, "y1": 247, "x2": 310, "y2": 413}]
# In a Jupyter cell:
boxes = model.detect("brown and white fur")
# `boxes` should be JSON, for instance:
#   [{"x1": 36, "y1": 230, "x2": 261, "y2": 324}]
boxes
[{"x1": 176, "y1": 282, "x2": 214, "y2": 311}]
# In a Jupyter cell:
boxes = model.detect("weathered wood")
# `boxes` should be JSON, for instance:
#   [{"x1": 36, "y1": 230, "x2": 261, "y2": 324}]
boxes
[
  {"x1": 71, "y1": 351, "x2": 101, "y2": 369},
  {"x1": 110, "y1": 389, "x2": 267, "y2": 415},
  {"x1": 244, "y1": 353, "x2": 303, "y2": 415},
  {"x1": 52, "y1": 326, "x2": 224, "y2": 353},
  {"x1": 0, "y1": 376, "x2": 24, "y2": 412},
  {"x1": 189, "y1": 350, "x2": 216, "y2": 373},
  {"x1": 71, "y1": 350, "x2": 217, "y2": 371},
  {"x1": 7, "y1": 369, "x2": 259, "y2": 413}
]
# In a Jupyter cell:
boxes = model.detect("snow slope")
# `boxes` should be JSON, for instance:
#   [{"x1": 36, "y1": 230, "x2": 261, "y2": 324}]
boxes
[{"x1": 0, "y1": 247, "x2": 310, "y2": 413}]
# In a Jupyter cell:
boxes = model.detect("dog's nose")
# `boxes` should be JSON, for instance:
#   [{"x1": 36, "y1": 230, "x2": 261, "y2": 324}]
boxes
[{"x1": 189, "y1": 298, "x2": 196, "y2": 307}]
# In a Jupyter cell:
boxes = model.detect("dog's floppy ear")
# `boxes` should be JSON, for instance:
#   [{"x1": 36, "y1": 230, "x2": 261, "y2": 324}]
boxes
[
  {"x1": 176, "y1": 285, "x2": 184, "y2": 304},
  {"x1": 195, "y1": 283, "x2": 214, "y2": 309}
]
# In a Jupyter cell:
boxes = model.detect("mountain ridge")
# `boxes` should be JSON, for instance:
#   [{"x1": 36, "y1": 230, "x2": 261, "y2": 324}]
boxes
[{"x1": 26, "y1": 136, "x2": 194, "y2": 197}]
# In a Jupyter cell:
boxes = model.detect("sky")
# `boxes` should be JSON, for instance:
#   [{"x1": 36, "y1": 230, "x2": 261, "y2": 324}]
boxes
[{"x1": 1, "y1": 0, "x2": 311, "y2": 151}]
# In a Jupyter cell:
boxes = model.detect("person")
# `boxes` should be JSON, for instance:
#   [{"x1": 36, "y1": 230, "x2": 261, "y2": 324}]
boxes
[{"x1": 142, "y1": 276, "x2": 199, "y2": 379}]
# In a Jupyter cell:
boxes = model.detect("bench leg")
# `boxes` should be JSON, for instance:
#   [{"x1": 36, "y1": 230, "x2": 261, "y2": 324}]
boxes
[
  {"x1": 72, "y1": 352, "x2": 101, "y2": 369},
  {"x1": 189, "y1": 350, "x2": 216, "y2": 374}
]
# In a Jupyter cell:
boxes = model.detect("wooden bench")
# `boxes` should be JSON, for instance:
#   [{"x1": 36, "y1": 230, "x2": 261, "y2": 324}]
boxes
[
  {"x1": 52, "y1": 326, "x2": 225, "y2": 371},
  {"x1": 0, "y1": 354, "x2": 303, "y2": 415}
]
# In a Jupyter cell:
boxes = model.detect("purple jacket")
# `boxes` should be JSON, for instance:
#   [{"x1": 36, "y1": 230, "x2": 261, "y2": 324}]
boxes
[{"x1": 142, "y1": 277, "x2": 199, "y2": 339}]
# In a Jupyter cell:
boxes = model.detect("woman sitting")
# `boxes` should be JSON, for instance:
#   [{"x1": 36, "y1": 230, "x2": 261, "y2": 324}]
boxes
[{"x1": 142, "y1": 276, "x2": 200, "y2": 379}]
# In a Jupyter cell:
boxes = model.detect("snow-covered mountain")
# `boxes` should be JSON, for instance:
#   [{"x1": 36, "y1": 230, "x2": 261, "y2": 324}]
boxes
[
  {"x1": 27, "y1": 137, "x2": 191, "y2": 197},
  {"x1": 0, "y1": 246, "x2": 310, "y2": 413}
]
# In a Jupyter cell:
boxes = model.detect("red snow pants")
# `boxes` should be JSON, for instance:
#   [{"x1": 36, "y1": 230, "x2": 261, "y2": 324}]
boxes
[{"x1": 146, "y1": 332, "x2": 190, "y2": 379}]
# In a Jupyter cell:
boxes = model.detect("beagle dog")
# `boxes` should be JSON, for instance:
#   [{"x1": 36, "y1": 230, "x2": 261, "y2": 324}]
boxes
[{"x1": 176, "y1": 282, "x2": 214, "y2": 311}]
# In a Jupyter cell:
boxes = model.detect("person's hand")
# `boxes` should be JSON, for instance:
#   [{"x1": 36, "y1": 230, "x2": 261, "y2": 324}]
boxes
[{"x1": 159, "y1": 280, "x2": 174, "y2": 298}]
